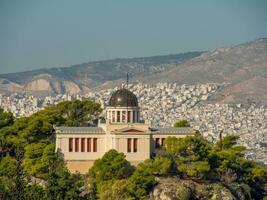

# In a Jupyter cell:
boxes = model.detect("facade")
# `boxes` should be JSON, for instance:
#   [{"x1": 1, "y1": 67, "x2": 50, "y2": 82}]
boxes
[{"x1": 55, "y1": 88, "x2": 195, "y2": 173}]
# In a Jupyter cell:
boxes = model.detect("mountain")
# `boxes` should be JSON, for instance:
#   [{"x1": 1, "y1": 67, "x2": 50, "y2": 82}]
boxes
[
  {"x1": 0, "y1": 38, "x2": 267, "y2": 105},
  {"x1": 136, "y1": 38, "x2": 267, "y2": 105},
  {"x1": 0, "y1": 52, "x2": 201, "y2": 94}
]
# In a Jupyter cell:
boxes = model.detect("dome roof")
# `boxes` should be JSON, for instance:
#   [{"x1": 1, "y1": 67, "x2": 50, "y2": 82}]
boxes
[{"x1": 109, "y1": 88, "x2": 138, "y2": 107}]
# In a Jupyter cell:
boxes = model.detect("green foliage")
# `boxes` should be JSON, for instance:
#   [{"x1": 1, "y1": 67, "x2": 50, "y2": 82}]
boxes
[
  {"x1": 46, "y1": 99, "x2": 102, "y2": 126},
  {"x1": 23, "y1": 143, "x2": 56, "y2": 179},
  {"x1": 178, "y1": 161, "x2": 210, "y2": 179},
  {"x1": 174, "y1": 119, "x2": 190, "y2": 128},
  {"x1": 165, "y1": 135, "x2": 211, "y2": 162},
  {"x1": 1, "y1": 100, "x2": 102, "y2": 154},
  {"x1": 1, "y1": 100, "x2": 267, "y2": 199},
  {"x1": 89, "y1": 149, "x2": 133, "y2": 182},
  {"x1": 47, "y1": 168, "x2": 84, "y2": 200},
  {"x1": 137, "y1": 157, "x2": 172, "y2": 175},
  {"x1": 175, "y1": 186, "x2": 192, "y2": 200},
  {"x1": 0, "y1": 100, "x2": 102, "y2": 199},
  {"x1": 0, "y1": 155, "x2": 17, "y2": 177},
  {"x1": 214, "y1": 134, "x2": 239, "y2": 150},
  {"x1": 23, "y1": 184, "x2": 47, "y2": 200},
  {"x1": 0, "y1": 108, "x2": 14, "y2": 129},
  {"x1": 89, "y1": 150, "x2": 156, "y2": 200},
  {"x1": 127, "y1": 167, "x2": 156, "y2": 199}
]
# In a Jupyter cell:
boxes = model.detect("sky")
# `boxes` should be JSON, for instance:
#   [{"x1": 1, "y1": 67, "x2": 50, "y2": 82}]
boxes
[{"x1": 0, "y1": 0, "x2": 267, "y2": 74}]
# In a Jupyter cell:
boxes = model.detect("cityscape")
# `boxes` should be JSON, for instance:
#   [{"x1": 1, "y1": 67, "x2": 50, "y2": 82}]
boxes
[{"x1": 1, "y1": 82, "x2": 266, "y2": 164}]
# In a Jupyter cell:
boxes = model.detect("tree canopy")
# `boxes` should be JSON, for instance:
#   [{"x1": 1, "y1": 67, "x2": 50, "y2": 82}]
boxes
[
  {"x1": 0, "y1": 100, "x2": 102, "y2": 199},
  {"x1": 174, "y1": 119, "x2": 190, "y2": 127}
]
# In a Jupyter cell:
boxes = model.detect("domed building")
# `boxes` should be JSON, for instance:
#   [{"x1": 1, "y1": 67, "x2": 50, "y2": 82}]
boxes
[{"x1": 55, "y1": 88, "x2": 195, "y2": 173}]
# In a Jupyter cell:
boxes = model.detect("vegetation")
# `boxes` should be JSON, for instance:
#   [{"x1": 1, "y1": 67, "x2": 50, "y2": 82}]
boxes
[
  {"x1": 0, "y1": 102, "x2": 266, "y2": 199},
  {"x1": 174, "y1": 119, "x2": 190, "y2": 127},
  {"x1": 0, "y1": 100, "x2": 101, "y2": 199}
]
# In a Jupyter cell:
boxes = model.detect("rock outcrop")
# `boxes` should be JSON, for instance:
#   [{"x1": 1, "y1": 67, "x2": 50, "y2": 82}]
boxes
[{"x1": 149, "y1": 177, "x2": 248, "y2": 200}]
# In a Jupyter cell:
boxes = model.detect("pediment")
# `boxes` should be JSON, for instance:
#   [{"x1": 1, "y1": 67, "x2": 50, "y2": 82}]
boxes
[
  {"x1": 122, "y1": 128, "x2": 144, "y2": 133},
  {"x1": 116, "y1": 127, "x2": 146, "y2": 133}
]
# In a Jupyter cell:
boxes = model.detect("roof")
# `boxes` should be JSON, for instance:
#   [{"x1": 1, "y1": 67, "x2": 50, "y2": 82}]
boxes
[
  {"x1": 109, "y1": 88, "x2": 138, "y2": 107},
  {"x1": 55, "y1": 126, "x2": 105, "y2": 134},
  {"x1": 150, "y1": 127, "x2": 195, "y2": 135}
]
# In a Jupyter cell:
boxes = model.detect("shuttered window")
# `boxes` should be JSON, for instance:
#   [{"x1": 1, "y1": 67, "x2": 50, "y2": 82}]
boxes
[
  {"x1": 127, "y1": 138, "x2": 132, "y2": 152},
  {"x1": 133, "y1": 138, "x2": 138, "y2": 152},
  {"x1": 161, "y1": 138, "x2": 165, "y2": 146},
  {"x1": 155, "y1": 138, "x2": 160, "y2": 148},
  {"x1": 87, "y1": 138, "x2": 91, "y2": 152},
  {"x1": 75, "y1": 138, "x2": 79, "y2": 152},
  {"x1": 93, "y1": 138, "x2": 97, "y2": 152},
  {"x1": 69, "y1": 138, "x2": 73, "y2": 152},
  {"x1": 81, "y1": 138, "x2": 85, "y2": 152}
]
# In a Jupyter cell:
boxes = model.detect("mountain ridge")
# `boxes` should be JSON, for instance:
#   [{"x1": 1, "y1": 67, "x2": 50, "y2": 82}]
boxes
[{"x1": 0, "y1": 38, "x2": 267, "y2": 105}]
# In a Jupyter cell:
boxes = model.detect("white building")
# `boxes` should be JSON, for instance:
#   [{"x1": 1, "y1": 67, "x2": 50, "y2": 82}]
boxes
[{"x1": 55, "y1": 88, "x2": 195, "y2": 173}]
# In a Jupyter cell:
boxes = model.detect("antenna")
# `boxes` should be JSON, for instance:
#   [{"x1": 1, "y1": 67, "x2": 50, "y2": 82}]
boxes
[
  {"x1": 127, "y1": 72, "x2": 129, "y2": 89},
  {"x1": 219, "y1": 130, "x2": 223, "y2": 150},
  {"x1": 126, "y1": 72, "x2": 129, "y2": 124}
]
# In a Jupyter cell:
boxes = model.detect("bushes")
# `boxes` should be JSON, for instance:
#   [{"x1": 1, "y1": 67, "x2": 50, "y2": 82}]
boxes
[
  {"x1": 23, "y1": 143, "x2": 56, "y2": 179},
  {"x1": 89, "y1": 150, "x2": 156, "y2": 200},
  {"x1": 178, "y1": 161, "x2": 210, "y2": 179},
  {"x1": 175, "y1": 186, "x2": 192, "y2": 200},
  {"x1": 137, "y1": 157, "x2": 172, "y2": 175},
  {"x1": 174, "y1": 119, "x2": 190, "y2": 128}
]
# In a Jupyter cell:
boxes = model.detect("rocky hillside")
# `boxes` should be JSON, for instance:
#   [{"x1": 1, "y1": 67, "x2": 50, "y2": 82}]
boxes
[
  {"x1": 138, "y1": 38, "x2": 267, "y2": 105},
  {"x1": 0, "y1": 52, "x2": 201, "y2": 94},
  {"x1": 149, "y1": 177, "x2": 251, "y2": 200}
]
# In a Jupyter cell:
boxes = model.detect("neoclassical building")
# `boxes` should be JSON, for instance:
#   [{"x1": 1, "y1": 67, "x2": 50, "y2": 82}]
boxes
[{"x1": 55, "y1": 88, "x2": 195, "y2": 173}]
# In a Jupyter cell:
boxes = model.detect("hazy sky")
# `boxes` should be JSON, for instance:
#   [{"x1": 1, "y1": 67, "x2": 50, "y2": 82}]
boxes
[{"x1": 0, "y1": 0, "x2": 267, "y2": 74}]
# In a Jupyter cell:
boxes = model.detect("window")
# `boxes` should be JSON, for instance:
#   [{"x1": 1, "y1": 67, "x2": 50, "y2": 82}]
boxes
[
  {"x1": 155, "y1": 138, "x2": 160, "y2": 148},
  {"x1": 117, "y1": 111, "x2": 121, "y2": 122},
  {"x1": 127, "y1": 111, "x2": 131, "y2": 123},
  {"x1": 133, "y1": 138, "x2": 138, "y2": 152},
  {"x1": 93, "y1": 138, "x2": 97, "y2": 152},
  {"x1": 136, "y1": 111, "x2": 139, "y2": 123},
  {"x1": 112, "y1": 111, "x2": 115, "y2": 123},
  {"x1": 127, "y1": 138, "x2": 132, "y2": 152},
  {"x1": 122, "y1": 111, "x2": 126, "y2": 122},
  {"x1": 87, "y1": 138, "x2": 91, "y2": 152},
  {"x1": 69, "y1": 138, "x2": 73, "y2": 152},
  {"x1": 109, "y1": 111, "x2": 111, "y2": 123},
  {"x1": 81, "y1": 138, "x2": 85, "y2": 152},
  {"x1": 161, "y1": 138, "x2": 165, "y2": 146},
  {"x1": 133, "y1": 111, "x2": 136, "y2": 123},
  {"x1": 75, "y1": 138, "x2": 79, "y2": 152}
]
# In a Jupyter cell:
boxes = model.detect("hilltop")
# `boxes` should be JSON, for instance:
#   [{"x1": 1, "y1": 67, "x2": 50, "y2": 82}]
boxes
[
  {"x1": 0, "y1": 52, "x2": 201, "y2": 94},
  {"x1": 0, "y1": 38, "x2": 267, "y2": 105}
]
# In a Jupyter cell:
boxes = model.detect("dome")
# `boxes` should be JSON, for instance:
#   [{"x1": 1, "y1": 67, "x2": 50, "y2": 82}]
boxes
[{"x1": 109, "y1": 88, "x2": 138, "y2": 107}]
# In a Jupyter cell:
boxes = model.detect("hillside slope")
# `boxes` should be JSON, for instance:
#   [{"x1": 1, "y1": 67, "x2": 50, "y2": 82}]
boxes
[
  {"x1": 1, "y1": 38, "x2": 267, "y2": 105},
  {"x1": 136, "y1": 38, "x2": 267, "y2": 105},
  {"x1": 0, "y1": 52, "x2": 201, "y2": 94}
]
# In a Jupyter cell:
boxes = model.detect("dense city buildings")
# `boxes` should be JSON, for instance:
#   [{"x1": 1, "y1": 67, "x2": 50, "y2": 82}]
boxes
[{"x1": 0, "y1": 82, "x2": 266, "y2": 164}]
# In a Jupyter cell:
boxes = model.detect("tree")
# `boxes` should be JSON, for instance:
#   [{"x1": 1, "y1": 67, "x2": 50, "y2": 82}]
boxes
[
  {"x1": 47, "y1": 167, "x2": 84, "y2": 200},
  {"x1": 137, "y1": 157, "x2": 172, "y2": 176},
  {"x1": 178, "y1": 161, "x2": 210, "y2": 179},
  {"x1": 23, "y1": 143, "x2": 56, "y2": 179},
  {"x1": 174, "y1": 119, "x2": 190, "y2": 128},
  {"x1": 0, "y1": 108, "x2": 14, "y2": 129},
  {"x1": 127, "y1": 167, "x2": 156, "y2": 199},
  {"x1": 89, "y1": 149, "x2": 133, "y2": 182}
]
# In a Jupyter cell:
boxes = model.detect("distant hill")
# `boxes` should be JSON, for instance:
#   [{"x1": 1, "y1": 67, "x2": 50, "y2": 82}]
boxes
[
  {"x1": 0, "y1": 52, "x2": 201, "y2": 94},
  {"x1": 136, "y1": 38, "x2": 267, "y2": 105},
  {"x1": 0, "y1": 38, "x2": 267, "y2": 105}
]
